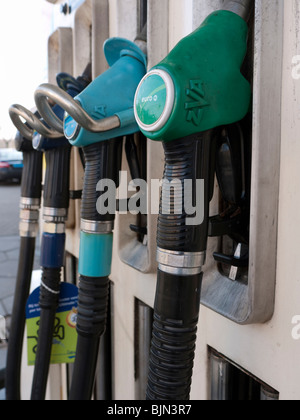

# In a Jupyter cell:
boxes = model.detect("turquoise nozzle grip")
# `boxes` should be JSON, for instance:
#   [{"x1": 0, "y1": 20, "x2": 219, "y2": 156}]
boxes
[
  {"x1": 78, "y1": 232, "x2": 113, "y2": 278},
  {"x1": 64, "y1": 38, "x2": 147, "y2": 147},
  {"x1": 134, "y1": 11, "x2": 251, "y2": 142}
]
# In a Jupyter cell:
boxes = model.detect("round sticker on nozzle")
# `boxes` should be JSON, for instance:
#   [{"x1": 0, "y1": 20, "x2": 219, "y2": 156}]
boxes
[
  {"x1": 64, "y1": 111, "x2": 80, "y2": 141},
  {"x1": 134, "y1": 69, "x2": 175, "y2": 133},
  {"x1": 32, "y1": 131, "x2": 43, "y2": 150}
]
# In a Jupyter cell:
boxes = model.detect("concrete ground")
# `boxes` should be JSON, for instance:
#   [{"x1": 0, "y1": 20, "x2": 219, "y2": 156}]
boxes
[{"x1": 0, "y1": 182, "x2": 40, "y2": 399}]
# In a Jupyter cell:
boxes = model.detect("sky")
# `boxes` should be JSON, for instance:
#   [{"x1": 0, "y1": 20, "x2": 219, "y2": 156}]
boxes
[{"x1": 0, "y1": 0, "x2": 54, "y2": 140}]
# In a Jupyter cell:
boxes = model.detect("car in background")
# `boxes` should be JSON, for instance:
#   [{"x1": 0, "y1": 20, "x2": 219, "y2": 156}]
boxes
[{"x1": 0, "y1": 149, "x2": 23, "y2": 183}]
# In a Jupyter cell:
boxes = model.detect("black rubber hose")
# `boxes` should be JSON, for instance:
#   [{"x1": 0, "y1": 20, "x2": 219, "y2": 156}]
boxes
[
  {"x1": 6, "y1": 138, "x2": 43, "y2": 401},
  {"x1": 69, "y1": 275, "x2": 110, "y2": 400},
  {"x1": 31, "y1": 267, "x2": 62, "y2": 400},
  {"x1": 69, "y1": 139, "x2": 122, "y2": 401},
  {"x1": 146, "y1": 131, "x2": 216, "y2": 400},
  {"x1": 30, "y1": 143, "x2": 70, "y2": 401},
  {"x1": 5, "y1": 237, "x2": 36, "y2": 400},
  {"x1": 146, "y1": 270, "x2": 202, "y2": 400}
]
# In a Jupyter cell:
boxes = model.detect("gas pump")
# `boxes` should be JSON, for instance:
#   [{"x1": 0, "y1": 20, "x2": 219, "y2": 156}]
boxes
[
  {"x1": 134, "y1": 0, "x2": 252, "y2": 400},
  {"x1": 34, "y1": 35, "x2": 147, "y2": 400}
]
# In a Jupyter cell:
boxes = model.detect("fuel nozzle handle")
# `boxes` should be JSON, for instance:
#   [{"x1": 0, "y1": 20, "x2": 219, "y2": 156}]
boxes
[
  {"x1": 15, "y1": 131, "x2": 43, "y2": 206},
  {"x1": 55, "y1": 38, "x2": 147, "y2": 401},
  {"x1": 134, "y1": 7, "x2": 251, "y2": 143},
  {"x1": 34, "y1": 38, "x2": 147, "y2": 148}
]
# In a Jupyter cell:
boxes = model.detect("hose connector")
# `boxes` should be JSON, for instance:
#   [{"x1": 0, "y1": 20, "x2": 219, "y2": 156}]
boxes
[
  {"x1": 19, "y1": 198, "x2": 40, "y2": 238},
  {"x1": 222, "y1": 0, "x2": 253, "y2": 21}
]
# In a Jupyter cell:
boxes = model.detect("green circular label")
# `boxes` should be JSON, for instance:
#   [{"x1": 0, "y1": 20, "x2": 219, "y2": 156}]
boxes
[{"x1": 135, "y1": 73, "x2": 167, "y2": 127}]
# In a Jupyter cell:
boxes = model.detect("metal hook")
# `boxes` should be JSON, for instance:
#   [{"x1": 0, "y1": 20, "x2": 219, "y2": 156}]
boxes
[
  {"x1": 9, "y1": 104, "x2": 63, "y2": 141},
  {"x1": 34, "y1": 83, "x2": 120, "y2": 134}
]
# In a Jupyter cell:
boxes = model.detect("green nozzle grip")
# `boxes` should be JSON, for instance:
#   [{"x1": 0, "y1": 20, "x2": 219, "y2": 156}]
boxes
[{"x1": 134, "y1": 10, "x2": 251, "y2": 142}]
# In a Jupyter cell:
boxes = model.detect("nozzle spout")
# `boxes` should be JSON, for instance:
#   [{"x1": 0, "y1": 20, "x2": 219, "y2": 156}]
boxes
[{"x1": 222, "y1": 0, "x2": 253, "y2": 21}]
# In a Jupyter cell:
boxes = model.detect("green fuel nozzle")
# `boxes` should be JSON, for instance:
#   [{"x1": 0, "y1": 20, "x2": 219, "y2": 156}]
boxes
[
  {"x1": 134, "y1": 1, "x2": 253, "y2": 401},
  {"x1": 134, "y1": 10, "x2": 251, "y2": 142}
]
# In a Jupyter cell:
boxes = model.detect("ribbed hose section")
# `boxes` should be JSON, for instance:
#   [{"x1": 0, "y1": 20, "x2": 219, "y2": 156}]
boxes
[
  {"x1": 81, "y1": 139, "x2": 123, "y2": 222},
  {"x1": 157, "y1": 142, "x2": 194, "y2": 252},
  {"x1": 69, "y1": 275, "x2": 110, "y2": 400},
  {"x1": 43, "y1": 145, "x2": 71, "y2": 210},
  {"x1": 6, "y1": 237, "x2": 36, "y2": 400},
  {"x1": 148, "y1": 319, "x2": 197, "y2": 400},
  {"x1": 76, "y1": 275, "x2": 110, "y2": 337},
  {"x1": 146, "y1": 270, "x2": 202, "y2": 400},
  {"x1": 31, "y1": 267, "x2": 61, "y2": 401},
  {"x1": 147, "y1": 131, "x2": 215, "y2": 400},
  {"x1": 21, "y1": 150, "x2": 43, "y2": 199},
  {"x1": 157, "y1": 131, "x2": 214, "y2": 253}
]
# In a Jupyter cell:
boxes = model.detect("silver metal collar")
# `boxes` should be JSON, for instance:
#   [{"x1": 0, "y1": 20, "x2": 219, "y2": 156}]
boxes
[
  {"x1": 81, "y1": 219, "x2": 114, "y2": 234},
  {"x1": 157, "y1": 247, "x2": 205, "y2": 276}
]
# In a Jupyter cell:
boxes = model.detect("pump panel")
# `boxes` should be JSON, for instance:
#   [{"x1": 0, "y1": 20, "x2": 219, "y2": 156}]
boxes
[{"x1": 201, "y1": 1, "x2": 283, "y2": 324}]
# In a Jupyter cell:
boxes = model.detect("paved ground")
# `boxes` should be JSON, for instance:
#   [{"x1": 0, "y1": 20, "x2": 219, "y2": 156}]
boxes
[{"x1": 0, "y1": 182, "x2": 40, "y2": 399}]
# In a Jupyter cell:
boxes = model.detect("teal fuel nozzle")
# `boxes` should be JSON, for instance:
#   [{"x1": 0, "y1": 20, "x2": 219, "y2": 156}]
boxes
[
  {"x1": 34, "y1": 36, "x2": 147, "y2": 401},
  {"x1": 134, "y1": 10, "x2": 251, "y2": 142},
  {"x1": 34, "y1": 38, "x2": 146, "y2": 147}
]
